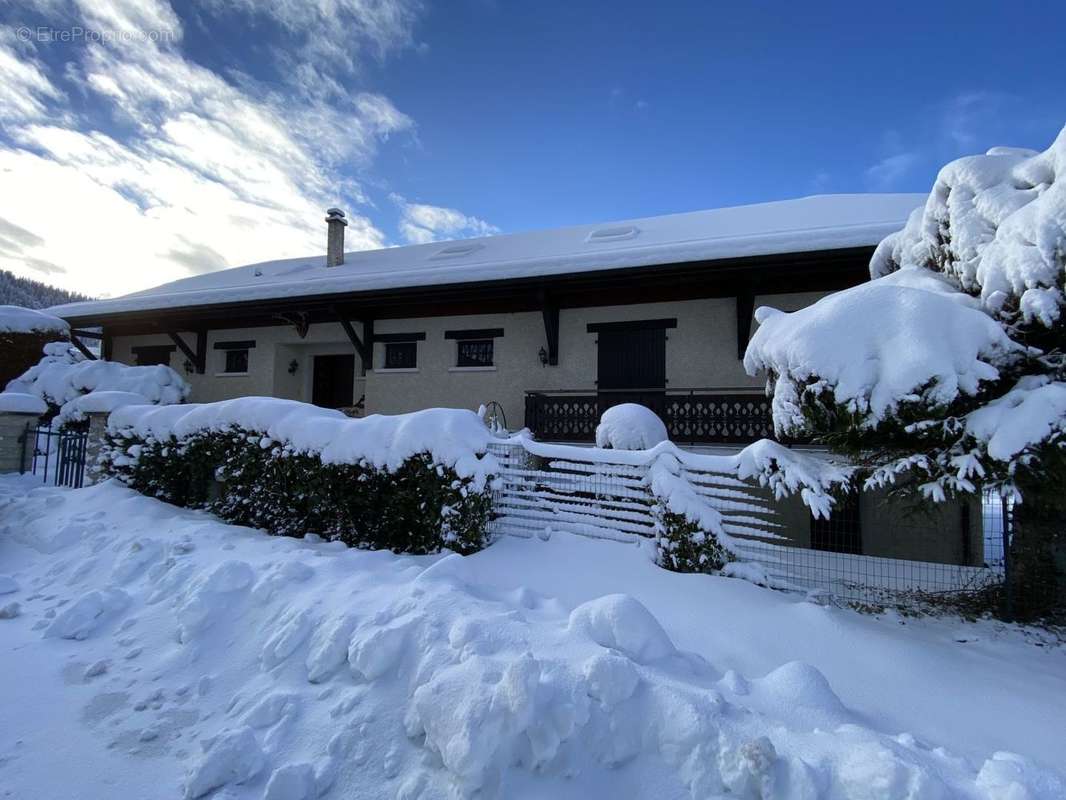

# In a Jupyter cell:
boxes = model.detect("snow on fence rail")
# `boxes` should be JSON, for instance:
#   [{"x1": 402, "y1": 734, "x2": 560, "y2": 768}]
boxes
[
  {"x1": 487, "y1": 440, "x2": 781, "y2": 544},
  {"x1": 487, "y1": 437, "x2": 1007, "y2": 605}
]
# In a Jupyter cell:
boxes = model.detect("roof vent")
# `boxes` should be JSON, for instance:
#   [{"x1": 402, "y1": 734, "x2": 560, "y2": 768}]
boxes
[
  {"x1": 586, "y1": 225, "x2": 640, "y2": 243},
  {"x1": 429, "y1": 242, "x2": 484, "y2": 260}
]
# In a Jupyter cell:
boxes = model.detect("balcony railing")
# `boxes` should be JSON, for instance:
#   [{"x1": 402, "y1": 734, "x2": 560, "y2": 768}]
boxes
[{"x1": 523, "y1": 388, "x2": 776, "y2": 445}]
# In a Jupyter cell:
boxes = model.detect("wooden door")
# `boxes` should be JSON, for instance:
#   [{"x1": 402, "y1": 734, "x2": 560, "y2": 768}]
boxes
[
  {"x1": 312, "y1": 354, "x2": 355, "y2": 409},
  {"x1": 596, "y1": 327, "x2": 666, "y2": 414}
]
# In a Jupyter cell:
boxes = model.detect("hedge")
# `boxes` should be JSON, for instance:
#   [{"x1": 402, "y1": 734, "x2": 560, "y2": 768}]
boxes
[{"x1": 100, "y1": 426, "x2": 493, "y2": 555}]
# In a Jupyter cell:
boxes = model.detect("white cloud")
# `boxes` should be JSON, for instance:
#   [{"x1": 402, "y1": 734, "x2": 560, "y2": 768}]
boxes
[
  {"x1": 0, "y1": 34, "x2": 65, "y2": 122},
  {"x1": 394, "y1": 196, "x2": 499, "y2": 245},
  {"x1": 865, "y1": 152, "x2": 918, "y2": 189},
  {"x1": 0, "y1": 0, "x2": 419, "y2": 298},
  {"x1": 200, "y1": 0, "x2": 422, "y2": 100}
]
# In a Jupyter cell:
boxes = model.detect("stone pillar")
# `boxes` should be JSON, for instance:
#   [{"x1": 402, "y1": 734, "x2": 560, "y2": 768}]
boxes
[
  {"x1": 82, "y1": 411, "x2": 110, "y2": 486},
  {"x1": 0, "y1": 412, "x2": 39, "y2": 474}
]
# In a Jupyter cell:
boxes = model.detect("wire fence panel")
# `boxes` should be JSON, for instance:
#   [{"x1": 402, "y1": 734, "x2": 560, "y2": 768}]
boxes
[{"x1": 488, "y1": 439, "x2": 1011, "y2": 611}]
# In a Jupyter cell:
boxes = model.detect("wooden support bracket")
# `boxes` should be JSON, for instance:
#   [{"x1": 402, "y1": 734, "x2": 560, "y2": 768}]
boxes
[
  {"x1": 168, "y1": 331, "x2": 206, "y2": 374},
  {"x1": 736, "y1": 290, "x2": 755, "y2": 360},
  {"x1": 338, "y1": 316, "x2": 374, "y2": 372}
]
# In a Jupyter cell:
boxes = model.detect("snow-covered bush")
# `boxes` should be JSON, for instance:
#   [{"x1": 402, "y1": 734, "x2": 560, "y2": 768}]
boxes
[
  {"x1": 646, "y1": 450, "x2": 734, "y2": 573},
  {"x1": 5, "y1": 342, "x2": 189, "y2": 423},
  {"x1": 595, "y1": 403, "x2": 669, "y2": 450},
  {"x1": 653, "y1": 506, "x2": 732, "y2": 573},
  {"x1": 0, "y1": 305, "x2": 70, "y2": 391},
  {"x1": 101, "y1": 399, "x2": 498, "y2": 555},
  {"x1": 745, "y1": 125, "x2": 1066, "y2": 618}
]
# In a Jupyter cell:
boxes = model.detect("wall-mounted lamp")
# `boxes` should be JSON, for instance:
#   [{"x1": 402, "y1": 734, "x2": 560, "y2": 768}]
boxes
[
  {"x1": 183, "y1": 359, "x2": 194, "y2": 375},
  {"x1": 287, "y1": 359, "x2": 299, "y2": 376},
  {"x1": 538, "y1": 347, "x2": 548, "y2": 367}
]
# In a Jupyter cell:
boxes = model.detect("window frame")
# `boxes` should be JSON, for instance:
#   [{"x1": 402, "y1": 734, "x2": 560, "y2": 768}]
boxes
[
  {"x1": 220, "y1": 348, "x2": 250, "y2": 375},
  {"x1": 382, "y1": 341, "x2": 418, "y2": 370},
  {"x1": 455, "y1": 338, "x2": 494, "y2": 368},
  {"x1": 213, "y1": 339, "x2": 255, "y2": 376}
]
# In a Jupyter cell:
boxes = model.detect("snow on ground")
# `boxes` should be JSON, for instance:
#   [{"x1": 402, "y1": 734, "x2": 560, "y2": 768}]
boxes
[{"x1": 1, "y1": 475, "x2": 1064, "y2": 799}]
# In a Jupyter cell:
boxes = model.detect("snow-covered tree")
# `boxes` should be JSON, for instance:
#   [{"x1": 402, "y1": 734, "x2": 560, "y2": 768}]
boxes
[{"x1": 745, "y1": 125, "x2": 1066, "y2": 618}]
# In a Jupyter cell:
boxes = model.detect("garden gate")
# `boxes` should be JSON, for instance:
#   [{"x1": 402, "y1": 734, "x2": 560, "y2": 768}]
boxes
[{"x1": 22, "y1": 422, "x2": 89, "y2": 488}]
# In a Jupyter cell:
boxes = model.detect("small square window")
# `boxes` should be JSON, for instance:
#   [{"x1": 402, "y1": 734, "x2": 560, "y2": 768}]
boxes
[
  {"x1": 223, "y1": 349, "x2": 249, "y2": 374},
  {"x1": 133, "y1": 346, "x2": 173, "y2": 367},
  {"x1": 457, "y1": 339, "x2": 493, "y2": 367},
  {"x1": 383, "y1": 341, "x2": 417, "y2": 369}
]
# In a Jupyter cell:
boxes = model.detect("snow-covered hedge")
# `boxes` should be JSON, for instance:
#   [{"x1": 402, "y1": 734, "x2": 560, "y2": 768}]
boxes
[
  {"x1": 5, "y1": 342, "x2": 189, "y2": 423},
  {"x1": 101, "y1": 399, "x2": 498, "y2": 555}
]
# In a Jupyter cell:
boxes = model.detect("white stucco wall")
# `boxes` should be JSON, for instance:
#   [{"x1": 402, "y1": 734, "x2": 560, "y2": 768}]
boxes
[{"x1": 109, "y1": 290, "x2": 830, "y2": 426}]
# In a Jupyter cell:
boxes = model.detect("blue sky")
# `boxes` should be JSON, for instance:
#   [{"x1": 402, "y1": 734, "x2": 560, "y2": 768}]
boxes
[{"x1": 0, "y1": 0, "x2": 1063, "y2": 297}]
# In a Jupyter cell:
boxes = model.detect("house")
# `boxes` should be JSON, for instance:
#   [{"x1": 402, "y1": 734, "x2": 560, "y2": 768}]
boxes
[
  {"x1": 49, "y1": 194, "x2": 924, "y2": 444},
  {"x1": 41, "y1": 192, "x2": 998, "y2": 573}
]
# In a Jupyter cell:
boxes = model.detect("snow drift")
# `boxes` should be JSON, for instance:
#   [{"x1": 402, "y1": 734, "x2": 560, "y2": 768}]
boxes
[{"x1": 1, "y1": 476, "x2": 1062, "y2": 799}]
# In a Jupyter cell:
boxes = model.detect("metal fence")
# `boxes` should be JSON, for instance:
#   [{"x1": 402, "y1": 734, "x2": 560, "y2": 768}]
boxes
[
  {"x1": 21, "y1": 421, "x2": 89, "y2": 488},
  {"x1": 488, "y1": 439, "x2": 1014, "y2": 613},
  {"x1": 729, "y1": 492, "x2": 1007, "y2": 605},
  {"x1": 523, "y1": 388, "x2": 775, "y2": 445}
]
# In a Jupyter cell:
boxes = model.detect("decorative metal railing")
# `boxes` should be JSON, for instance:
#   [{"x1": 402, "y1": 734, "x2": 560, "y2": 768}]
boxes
[{"x1": 523, "y1": 388, "x2": 775, "y2": 444}]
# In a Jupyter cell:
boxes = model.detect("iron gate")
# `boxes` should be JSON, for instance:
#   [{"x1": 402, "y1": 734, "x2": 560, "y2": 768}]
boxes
[{"x1": 22, "y1": 422, "x2": 89, "y2": 488}]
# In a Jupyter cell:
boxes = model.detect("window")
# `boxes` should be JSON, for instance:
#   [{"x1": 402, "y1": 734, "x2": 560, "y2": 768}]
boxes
[
  {"x1": 132, "y1": 345, "x2": 175, "y2": 366},
  {"x1": 214, "y1": 340, "x2": 255, "y2": 375},
  {"x1": 457, "y1": 339, "x2": 493, "y2": 367},
  {"x1": 383, "y1": 341, "x2": 417, "y2": 369},
  {"x1": 444, "y1": 328, "x2": 502, "y2": 369},
  {"x1": 223, "y1": 348, "x2": 249, "y2": 374}
]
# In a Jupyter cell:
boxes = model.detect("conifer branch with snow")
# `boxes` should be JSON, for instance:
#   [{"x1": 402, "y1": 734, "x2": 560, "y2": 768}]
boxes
[{"x1": 744, "y1": 124, "x2": 1066, "y2": 616}]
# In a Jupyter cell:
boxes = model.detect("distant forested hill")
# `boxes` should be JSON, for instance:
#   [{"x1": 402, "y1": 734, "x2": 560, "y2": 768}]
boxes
[{"x1": 0, "y1": 270, "x2": 92, "y2": 309}]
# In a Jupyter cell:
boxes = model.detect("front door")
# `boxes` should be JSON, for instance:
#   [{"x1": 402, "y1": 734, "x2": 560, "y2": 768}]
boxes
[
  {"x1": 596, "y1": 326, "x2": 667, "y2": 414},
  {"x1": 312, "y1": 354, "x2": 355, "y2": 409}
]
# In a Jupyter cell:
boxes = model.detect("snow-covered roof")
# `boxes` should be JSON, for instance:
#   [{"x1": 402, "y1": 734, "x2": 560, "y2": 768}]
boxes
[
  {"x1": 50, "y1": 193, "x2": 924, "y2": 320},
  {"x1": 0, "y1": 304, "x2": 70, "y2": 334}
]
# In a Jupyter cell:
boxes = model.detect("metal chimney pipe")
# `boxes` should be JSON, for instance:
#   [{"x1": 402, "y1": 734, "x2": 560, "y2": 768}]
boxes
[{"x1": 325, "y1": 208, "x2": 347, "y2": 267}]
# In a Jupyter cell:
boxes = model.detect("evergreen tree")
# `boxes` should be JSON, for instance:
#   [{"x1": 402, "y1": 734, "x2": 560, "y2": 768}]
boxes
[
  {"x1": 0, "y1": 270, "x2": 91, "y2": 309},
  {"x1": 745, "y1": 126, "x2": 1066, "y2": 619}
]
